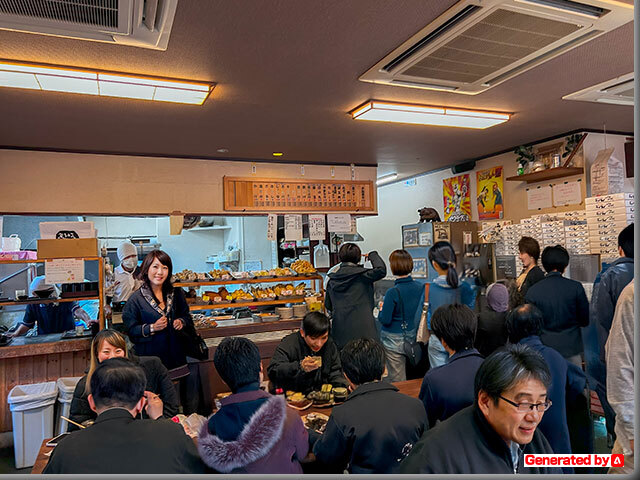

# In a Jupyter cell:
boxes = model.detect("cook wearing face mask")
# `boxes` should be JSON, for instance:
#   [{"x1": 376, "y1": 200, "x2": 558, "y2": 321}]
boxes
[{"x1": 111, "y1": 241, "x2": 140, "y2": 303}]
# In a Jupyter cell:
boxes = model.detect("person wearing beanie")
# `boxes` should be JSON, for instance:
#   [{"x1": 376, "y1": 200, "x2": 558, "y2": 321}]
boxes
[
  {"x1": 11, "y1": 276, "x2": 92, "y2": 336},
  {"x1": 111, "y1": 241, "x2": 140, "y2": 303},
  {"x1": 475, "y1": 282, "x2": 509, "y2": 358}
]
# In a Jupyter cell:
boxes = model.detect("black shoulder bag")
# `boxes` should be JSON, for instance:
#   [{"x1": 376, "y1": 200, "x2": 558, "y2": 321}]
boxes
[
  {"x1": 397, "y1": 288, "x2": 422, "y2": 368},
  {"x1": 171, "y1": 305, "x2": 209, "y2": 361}
]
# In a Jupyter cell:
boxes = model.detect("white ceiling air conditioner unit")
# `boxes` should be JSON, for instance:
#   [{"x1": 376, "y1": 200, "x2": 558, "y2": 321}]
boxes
[
  {"x1": 563, "y1": 72, "x2": 634, "y2": 105},
  {"x1": 0, "y1": 0, "x2": 178, "y2": 51},
  {"x1": 359, "y1": 0, "x2": 633, "y2": 95}
]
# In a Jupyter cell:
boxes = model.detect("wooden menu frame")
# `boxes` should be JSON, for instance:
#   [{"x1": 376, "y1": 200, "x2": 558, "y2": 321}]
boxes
[{"x1": 223, "y1": 177, "x2": 375, "y2": 212}]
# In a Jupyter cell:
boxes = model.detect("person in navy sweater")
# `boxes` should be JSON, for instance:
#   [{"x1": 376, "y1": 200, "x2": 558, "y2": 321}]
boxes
[
  {"x1": 419, "y1": 304, "x2": 484, "y2": 427},
  {"x1": 507, "y1": 303, "x2": 588, "y2": 473},
  {"x1": 378, "y1": 249, "x2": 425, "y2": 382}
]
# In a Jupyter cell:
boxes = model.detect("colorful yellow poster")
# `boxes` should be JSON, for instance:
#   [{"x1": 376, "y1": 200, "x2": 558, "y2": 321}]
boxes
[
  {"x1": 476, "y1": 166, "x2": 504, "y2": 220},
  {"x1": 443, "y1": 174, "x2": 471, "y2": 221}
]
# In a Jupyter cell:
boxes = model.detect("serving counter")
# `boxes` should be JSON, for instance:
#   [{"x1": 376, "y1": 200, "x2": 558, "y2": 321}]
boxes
[{"x1": 0, "y1": 333, "x2": 91, "y2": 433}]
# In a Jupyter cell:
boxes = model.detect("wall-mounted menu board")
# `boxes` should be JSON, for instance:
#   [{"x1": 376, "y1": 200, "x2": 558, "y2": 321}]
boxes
[{"x1": 223, "y1": 177, "x2": 375, "y2": 212}]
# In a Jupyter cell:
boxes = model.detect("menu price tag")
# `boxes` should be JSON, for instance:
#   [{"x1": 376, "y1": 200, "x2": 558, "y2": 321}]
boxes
[
  {"x1": 327, "y1": 213, "x2": 351, "y2": 233},
  {"x1": 45, "y1": 258, "x2": 84, "y2": 284},
  {"x1": 526, "y1": 185, "x2": 552, "y2": 210},
  {"x1": 284, "y1": 215, "x2": 303, "y2": 241},
  {"x1": 309, "y1": 215, "x2": 326, "y2": 240},
  {"x1": 267, "y1": 214, "x2": 277, "y2": 241}
]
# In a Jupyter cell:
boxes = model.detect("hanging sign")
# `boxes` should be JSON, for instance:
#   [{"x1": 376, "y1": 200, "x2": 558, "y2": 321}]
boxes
[
  {"x1": 284, "y1": 215, "x2": 303, "y2": 241},
  {"x1": 553, "y1": 180, "x2": 582, "y2": 207},
  {"x1": 327, "y1": 213, "x2": 351, "y2": 233},
  {"x1": 527, "y1": 185, "x2": 552, "y2": 210},
  {"x1": 267, "y1": 214, "x2": 277, "y2": 241},
  {"x1": 308, "y1": 215, "x2": 326, "y2": 240},
  {"x1": 45, "y1": 258, "x2": 84, "y2": 284}
]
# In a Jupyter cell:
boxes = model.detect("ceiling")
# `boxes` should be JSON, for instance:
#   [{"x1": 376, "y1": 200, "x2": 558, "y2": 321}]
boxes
[{"x1": 0, "y1": 0, "x2": 634, "y2": 180}]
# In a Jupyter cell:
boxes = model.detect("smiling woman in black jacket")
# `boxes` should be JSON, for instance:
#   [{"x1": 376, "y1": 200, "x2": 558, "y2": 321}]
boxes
[{"x1": 68, "y1": 329, "x2": 179, "y2": 430}]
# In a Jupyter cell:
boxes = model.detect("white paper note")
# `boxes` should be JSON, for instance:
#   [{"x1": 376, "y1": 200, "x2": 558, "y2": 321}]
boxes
[
  {"x1": 553, "y1": 181, "x2": 582, "y2": 207},
  {"x1": 527, "y1": 185, "x2": 552, "y2": 210},
  {"x1": 327, "y1": 214, "x2": 351, "y2": 233},
  {"x1": 267, "y1": 214, "x2": 277, "y2": 241},
  {"x1": 308, "y1": 215, "x2": 326, "y2": 240},
  {"x1": 284, "y1": 215, "x2": 303, "y2": 241},
  {"x1": 45, "y1": 258, "x2": 85, "y2": 284}
]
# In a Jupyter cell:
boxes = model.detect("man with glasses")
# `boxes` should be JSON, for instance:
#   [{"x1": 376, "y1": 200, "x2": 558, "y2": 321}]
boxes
[{"x1": 398, "y1": 344, "x2": 561, "y2": 474}]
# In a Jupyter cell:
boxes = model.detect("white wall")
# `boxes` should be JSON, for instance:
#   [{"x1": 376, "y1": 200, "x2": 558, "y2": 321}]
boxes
[{"x1": 241, "y1": 216, "x2": 275, "y2": 270}]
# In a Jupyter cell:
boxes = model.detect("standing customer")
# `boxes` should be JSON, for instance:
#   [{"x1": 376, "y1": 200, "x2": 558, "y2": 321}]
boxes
[
  {"x1": 605, "y1": 282, "x2": 634, "y2": 475},
  {"x1": 123, "y1": 250, "x2": 192, "y2": 382},
  {"x1": 425, "y1": 241, "x2": 476, "y2": 368},
  {"x1": 325, "y1": 243, "x2": 386, "y2": 350},
  {"x1": 69, "y1": 329, "x2": 179, "y2": 430},
  {"x1": 312, "y1": 338, "x2": 427, "y2": 473},
  {"x1": 515, "y1": 237, "x2": 545, "y2": 303},
  {"x1": 475, "y1": 282, "x2": 510, "y2": 357},
  {"x1": 525, "y1": 245, "x2": 589, "y2": 366},
  {"x1": 378, "y1": 250, "x2": 424, "y2": 382},
  {"x1": 198, "y1": 337, "x2": 308, "y2": 474}
]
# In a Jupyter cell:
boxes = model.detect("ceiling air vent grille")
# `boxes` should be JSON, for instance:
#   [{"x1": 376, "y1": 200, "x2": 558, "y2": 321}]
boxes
[
  {"x1": 0, "y1": 0, "x2": 119, "y2": 29},
  {"x1": 359, "y1": 0, "x2": 633, "y2": 95},
  {"x1": 563, "y1": 73, "x2": 634, "y2": 106}
]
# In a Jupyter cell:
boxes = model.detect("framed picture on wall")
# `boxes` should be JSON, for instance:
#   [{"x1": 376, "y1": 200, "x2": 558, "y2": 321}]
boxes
[
  {"x1": 403, "y1": 228, "x2": 419, "y2": 248},
  {"x1": 413, "y1": 258, "x2": 427, "y2": 277}
]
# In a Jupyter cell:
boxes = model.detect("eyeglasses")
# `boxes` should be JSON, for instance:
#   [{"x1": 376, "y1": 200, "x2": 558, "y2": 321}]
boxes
[{"x1": 499, "y1": 395, "x2": 552, "y2": 412}]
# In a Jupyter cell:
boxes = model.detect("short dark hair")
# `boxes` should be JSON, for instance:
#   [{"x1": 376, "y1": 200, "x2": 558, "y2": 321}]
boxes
[
  {"x1": 338, "y1": 243, "x2": 361, "y2": 264},
  {"x1": 474, "y1": 344, "x2": 551, "y2": 405},
  {"x1": 431, "y1": 304, "x2": 477, "y2": 352},
  {"x1": 139, "y1": 250, "x2": 174, "y2": 297},
  {"x1": 518, "y1": 237, "x2": 540, "y2": 262},
  {"x1": 618, "y1": 223, "x2": 633, "y2": 258},
  {"x1": 90, "y1": 358, "x2": 146, "y2": 410},
  {"x1": 214, "y1": 337, "x2": 261, "y2": 392},
  {"x1": 506, "y1": 304, "x2": 544, "y2": 343},
  {"x1": 340, "y1": 338, "x2": 386, "y2": 385},
  {"x1": 541, "y1": 245, "x2": 569, "y2": 273},
  {"x1": 389, "y1": 249, "x2": 413, "y2": 276},
  {"x1": 301, "y1": 311, "x2": 330, "y2": 337}
]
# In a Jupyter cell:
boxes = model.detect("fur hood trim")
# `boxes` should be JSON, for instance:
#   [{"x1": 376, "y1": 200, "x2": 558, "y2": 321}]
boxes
[{"x1": 198, "y1": 395, "x2": 286, "y2": 472}]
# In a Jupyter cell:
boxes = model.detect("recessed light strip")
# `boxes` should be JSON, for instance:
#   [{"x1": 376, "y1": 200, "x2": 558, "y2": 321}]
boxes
[
  {"x1": 351, "y1": 101, "x2": 510, "y2": 129},
  {"x1": 0, "y1": 61, "x2": 213, "y2": 105}
]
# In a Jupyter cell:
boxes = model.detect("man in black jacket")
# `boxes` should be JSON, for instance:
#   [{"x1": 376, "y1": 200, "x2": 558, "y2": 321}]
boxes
[
  {"x1": 268, "y1": 312, "x2": 347, "y2": 394},
  {"x1": 399, "y1": 344, "x2": 561, "y2": 474},
  {"x1": 525, "y1": 245, "x2": 589, "y2": 366},
  {"x1": 43, "y1": 358, "x2": 207, "y2": 474},
  {"x1": 312, "y1": 338, "x2": 427, "y2": 474},
  {"x1": 325, "y1": 244, "x2": 386, "y2": 349}
]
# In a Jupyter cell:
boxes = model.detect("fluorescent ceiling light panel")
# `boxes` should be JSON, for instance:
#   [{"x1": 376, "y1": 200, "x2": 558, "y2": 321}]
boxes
[
  {"x1": 0, "y1": 61, "x2": 213, "y2": 105},
  {"x1": 351, "y1": 101, "x2": 510, "y2": 129},
  {"x1": 376, "y1": 173, "x2": 399, "y2": 185}
]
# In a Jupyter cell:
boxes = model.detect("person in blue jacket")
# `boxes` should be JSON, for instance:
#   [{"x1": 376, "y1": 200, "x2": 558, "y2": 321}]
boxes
[
  {"x1": 507, "y1": 303, "x2": 588, "y2": 473},
  {"x1": 378, "y1": 249, "x2": 424, "y2": 382},
  {"x1": 424, "y1": 241, "x2": 476, "y2": 368}
]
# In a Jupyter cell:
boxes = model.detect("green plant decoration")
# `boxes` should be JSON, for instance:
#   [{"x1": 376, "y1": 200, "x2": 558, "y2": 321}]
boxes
[
  {"x1": 514, "y1": 145, "x2": 535, "y2": 168},
  {"x1": 562, "y1": 134, "x2": 582, "y2": 158}
]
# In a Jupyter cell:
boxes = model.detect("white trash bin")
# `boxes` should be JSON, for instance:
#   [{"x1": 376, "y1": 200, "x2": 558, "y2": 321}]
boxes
[
  {"x1": 7, "y1": 381, "x2": 58, "y2": 469},
  {"x1": 55, "y1": 377, "x2": 82, "y2": 435}
]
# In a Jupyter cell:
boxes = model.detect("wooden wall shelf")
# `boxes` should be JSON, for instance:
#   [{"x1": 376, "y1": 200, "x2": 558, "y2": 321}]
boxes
[{"x1": 506, "y1": 167, "x2": 584, "y2": 184}]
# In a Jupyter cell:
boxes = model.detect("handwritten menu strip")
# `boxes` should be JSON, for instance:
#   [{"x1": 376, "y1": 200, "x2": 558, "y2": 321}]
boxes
[{"x1": 224, "y1": 177, "x2": 374, "y2": 212}]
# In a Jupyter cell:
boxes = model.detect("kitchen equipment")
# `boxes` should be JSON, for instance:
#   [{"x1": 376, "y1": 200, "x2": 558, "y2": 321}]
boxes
[
  {"x1": 1, "y1": 234, "x2": 21, "y2": 252},
  {"x1": 275, "y1": 307, "x2": 293, "y2": 319},
  {"x1": 293, "y1": 303, "x2": 308, "y2": 318}
]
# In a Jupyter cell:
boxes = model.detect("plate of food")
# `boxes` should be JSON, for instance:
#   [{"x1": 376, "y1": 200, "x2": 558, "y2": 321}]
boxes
[
  {"x1": 286, "y1": 392, "x2": 312, "y2": 410},
  {"x1": 302, "y1": 412, "x2": 329, "y2": 434},
  {"x1": 307, "y1": 384, "x2": 335, "y2": 407}
]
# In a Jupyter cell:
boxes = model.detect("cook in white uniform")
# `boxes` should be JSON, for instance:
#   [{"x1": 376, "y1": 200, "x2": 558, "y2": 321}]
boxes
[{"x1": 111, "y1": 241, "x2": 140, "y2": 302}]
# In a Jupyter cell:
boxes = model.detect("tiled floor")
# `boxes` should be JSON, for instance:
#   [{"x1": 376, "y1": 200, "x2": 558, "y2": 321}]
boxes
[{"x1": 0, "y1": 416, "x2": 612, "y2": 474}]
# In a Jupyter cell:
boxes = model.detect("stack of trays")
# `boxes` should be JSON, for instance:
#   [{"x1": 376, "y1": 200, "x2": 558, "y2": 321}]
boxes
[
  {"x1": 586, "y1": 193, "x2": 634, "y2": 258},
  {"x1": 541, "y1": 221, "x2": 566, "y2": 249}
]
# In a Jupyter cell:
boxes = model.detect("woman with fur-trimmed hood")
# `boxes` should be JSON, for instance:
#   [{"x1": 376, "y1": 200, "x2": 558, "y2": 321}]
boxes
[{"x1": 198, "y1": 337, "x2": 308, "y2": 474}]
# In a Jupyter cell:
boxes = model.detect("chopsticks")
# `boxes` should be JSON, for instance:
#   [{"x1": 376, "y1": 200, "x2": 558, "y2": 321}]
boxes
[{"x1": 60, "y1": 415, "x2": 86, "y2": 429}]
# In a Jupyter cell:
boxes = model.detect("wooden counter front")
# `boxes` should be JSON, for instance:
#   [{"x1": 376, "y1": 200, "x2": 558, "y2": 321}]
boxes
[{"x1": 0, "y1": 334, "x2": 91, "y2": 433}]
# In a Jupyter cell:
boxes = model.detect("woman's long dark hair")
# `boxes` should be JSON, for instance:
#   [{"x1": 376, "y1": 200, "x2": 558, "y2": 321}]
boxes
[
  {"x1": 428, "y1": 241, "x2": 459, "y2": 288},
  {"x1": 138, "y1": 250, "x2": 174, "y2": 299}
]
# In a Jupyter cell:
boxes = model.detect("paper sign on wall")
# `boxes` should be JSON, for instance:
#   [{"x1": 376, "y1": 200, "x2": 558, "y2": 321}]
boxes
[
  {"x1": 527, "y1": 185, "x2": 552, "y2": 210},
  {"x1": 284, "y1": 215, "x2": 303, "y2": 241},
  {"x1": 327, "y1": 213, "x2": 351, "y2": 233},
  {"x1": 267, "y1": 214, "x2": 277, "y2": 241},
  {"x1": 553, "y1": 181, "x2": 582, "y2": 207},
  {"x1": 45, "y1": 258, "x2": 84, "y2": 284},
  {"x1": 308, "y1": 215, "x2": 326, "y2": 240}
]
